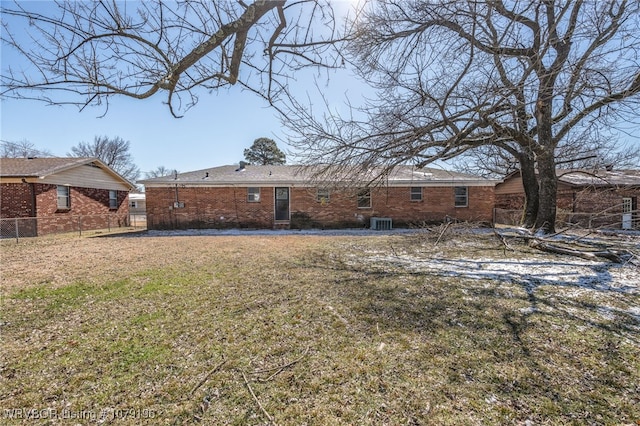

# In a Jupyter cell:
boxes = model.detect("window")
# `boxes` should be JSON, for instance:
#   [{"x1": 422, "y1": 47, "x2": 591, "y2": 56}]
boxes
[
  {"x1": 454, "y1": 186, "x2": 468, "y2": 207},
  {"x1": 57, "y1": 185, "x2": 70, "y2": 209},
  {"x1": 317, "y1": 188, "x2": 330, "y2": 204},
  {"x1": 357, "y1": 188, "x2": 371, "y2": 208},
  {"x1": 109, "y1": 190, "x2": 118, "y2": 209},
  {"x1": 130, "y1": 201, "x2": 138, "y2": 208},
  {"x1": 247, "y1": 187, "x2": 261, "y2": 202},
  {"x1": 410, "y1": 187, "x2": 423, "y2": 201}
]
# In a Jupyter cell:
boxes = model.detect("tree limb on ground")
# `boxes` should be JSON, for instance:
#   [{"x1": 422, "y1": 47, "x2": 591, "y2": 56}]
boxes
[{"x1": 496, "y1": 227, "x2": 637, "y2": 264}]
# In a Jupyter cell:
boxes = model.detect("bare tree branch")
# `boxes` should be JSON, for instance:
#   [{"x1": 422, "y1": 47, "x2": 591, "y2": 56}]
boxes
[
  {"x1": 1, "y1": 0, "x2": 346, "y2": 117},
  {"x1": 285, "y1": 0, "x2": 640, "y2": 233}
]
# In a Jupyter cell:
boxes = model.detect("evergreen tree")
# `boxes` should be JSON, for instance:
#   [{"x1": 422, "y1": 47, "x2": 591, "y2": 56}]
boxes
[{"x1": 244, "y1": 138, "x2": 286, "y2": 165}]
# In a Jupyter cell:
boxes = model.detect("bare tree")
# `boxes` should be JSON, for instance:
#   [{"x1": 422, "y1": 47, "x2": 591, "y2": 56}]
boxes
[
  {"x1": 454, "y1": 134, "x2": 640, "y2": 178},
  {"x1": 145, "y1": 166, "x2": 176, "y2": 179},
  {"x1": 69, "y1": 136, "x2": 140, "y2": 183},
  {"x1": 1, "y1": 139, "x2": 53, "y2": 158},
  {"x1": 1, "y1": 1, "x2": 346, "y2": 117},
  {"x1": 286, "y1": 0, "x2": 640, "y2": 233}
]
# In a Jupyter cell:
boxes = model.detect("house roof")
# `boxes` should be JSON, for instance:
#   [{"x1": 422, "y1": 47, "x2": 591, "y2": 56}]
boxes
[
  {"x1": 499, "y1": 168, "x2": 640, "y2": 187},
  {"x1": 0, "y1": 157, "x2": 136, "y2": 190},
  {"x1": 139, "y1": 164, "x2": 497, "y2": 187},
  {"x1": 1, "y1": 157, "x2": 94, "y2": 177},
  {"x1": 556, "y1": 169, "x2": 640, "y2": 187}
]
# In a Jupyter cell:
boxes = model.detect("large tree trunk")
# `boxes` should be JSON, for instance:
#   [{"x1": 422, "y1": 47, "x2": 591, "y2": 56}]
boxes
[
  {"x1": 535, "y1": 147, "x2": 557, "y2": 233},
  {"x1": 518, "y1": 152, "x2": 539, "y2": 228},
  {"x1": 534, "y1": 82, "x2": 559, "y2": 234}
]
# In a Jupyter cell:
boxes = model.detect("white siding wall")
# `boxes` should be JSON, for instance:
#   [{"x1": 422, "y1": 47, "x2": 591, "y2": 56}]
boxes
[{"x1": 40, "y1": 164, "x2": 130, "y2": 190}]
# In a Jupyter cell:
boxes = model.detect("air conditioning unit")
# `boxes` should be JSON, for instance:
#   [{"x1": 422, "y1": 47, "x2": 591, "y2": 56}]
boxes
[{"x1": 370, "y1": 217, "x2": 392, "y2": 230}]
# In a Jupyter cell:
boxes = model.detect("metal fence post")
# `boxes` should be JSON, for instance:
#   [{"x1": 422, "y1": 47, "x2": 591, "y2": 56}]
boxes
[
  {"x1": 78, "y1": 216, "x2": 82, "y2": 236},
  {"x1": 14, "y1": 218, "x2": 19, "y2": 243}
]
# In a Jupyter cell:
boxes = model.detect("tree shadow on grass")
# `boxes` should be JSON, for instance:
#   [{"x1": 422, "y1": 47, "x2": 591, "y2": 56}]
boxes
[
  {"x1": 309, "y1": 251, "x2": 640, "y2": 422},
  {"x1": 333, "y1": 252, "x2": 639, "y2": 340}
]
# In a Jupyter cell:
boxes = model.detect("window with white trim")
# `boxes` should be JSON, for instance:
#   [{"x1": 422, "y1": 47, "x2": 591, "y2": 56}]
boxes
[
  {"x1": 357, "y1": 188, "x2": 371, "y2": 208},
  {"x1": 247, "y1": 187, "x2": 261, "y2": 202},
  {"x1": 57, "y1": 185, "x2": 70, "y2": 209},
  {"x1": 109, "y1": 190, "x2": 118, "y2": 209}
]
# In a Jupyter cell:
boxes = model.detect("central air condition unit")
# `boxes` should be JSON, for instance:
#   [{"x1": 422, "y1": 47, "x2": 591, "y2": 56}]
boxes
[{"x1": 370, "y1": 217, "x2": 393, "y2": 230}]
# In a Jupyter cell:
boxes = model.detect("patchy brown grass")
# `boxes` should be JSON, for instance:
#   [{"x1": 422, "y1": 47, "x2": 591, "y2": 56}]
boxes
[{"x1": 1, "y1": 229, "x2": 639, "y2": 425}]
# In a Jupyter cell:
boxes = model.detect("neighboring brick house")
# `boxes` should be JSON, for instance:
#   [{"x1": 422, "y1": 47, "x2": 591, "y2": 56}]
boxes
[
  {"x1": 139, "y1": 164, "x2": 497, "y2": 230},
  {"x1": 495, "y1": 168, "x2": 640, "y2": 229},
  {"x1": 1, "y1": 157, "x2": 135, "y2": 236}
]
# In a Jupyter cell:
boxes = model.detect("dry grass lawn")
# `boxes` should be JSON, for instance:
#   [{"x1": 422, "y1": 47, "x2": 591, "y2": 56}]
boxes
[{"x1": 1, "y1": 228, "x2": 639, "y2": 425}]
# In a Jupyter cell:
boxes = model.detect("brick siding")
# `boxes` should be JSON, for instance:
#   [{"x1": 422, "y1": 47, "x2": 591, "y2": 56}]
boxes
[
  {"x1": 1, "y1": 183, "x2": 35, "y2": 218},
  {"x1": 145, "y1": 185, "x2": 495, "y2": 229},
  {"x1": 1, "y1": 182, "x2": 129, "y2": 236}
]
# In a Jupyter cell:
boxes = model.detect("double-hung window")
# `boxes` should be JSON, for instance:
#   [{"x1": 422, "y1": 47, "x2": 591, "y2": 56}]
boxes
[
  {"x1": 109, "y1": 190, "x2": 118, "y2": 209},
  {"x1": 247, "y1": 187, "x2": 261, "y2": 202},
  {"x1": 454, "y1": 186, "x2": 468, "y2": 207},
  {"x1": 357, "y1": 188, "x2": 371, "y2": 208},
  {"x1": 410, "y1": 187, "x2": 423, "y2": 201},
  {"x1": 57, "y1": 185, "x2": 70, "y2": 209}
]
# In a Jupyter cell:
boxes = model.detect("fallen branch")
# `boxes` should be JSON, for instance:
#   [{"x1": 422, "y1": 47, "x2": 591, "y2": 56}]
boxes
[
  {"x1": 529, "y1": 239, "x2": 626, "y2": 263},
  {"x1": 190, "y1": 356, "x2": 227, "y2": 396},
  {"x1": 241, "y1": 369, "x2": 276, "y2": 425},
  {"x1": 253, "y1": 345, "x2": 310, "y2": 382},
  {"x1": 493, "y1": 227, "x2": 513, "y2": 253},
  {"x1": 497, "y1": 228, "x2": 632, "y2": 263},
  {"x1": 434, "y1": 221, "x2": 452, "y2": 247}
]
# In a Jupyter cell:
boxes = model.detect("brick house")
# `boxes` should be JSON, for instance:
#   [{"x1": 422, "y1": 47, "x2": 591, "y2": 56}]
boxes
[
  {"x1": 1, "y1": 157, "x2": 135, "y2": 236},
  {"x1": 495, "y1": 168, "x2": 640, "y2": 229},
  {"x1": 139, "y1": 164, "x2": 497, "y2": 230}
]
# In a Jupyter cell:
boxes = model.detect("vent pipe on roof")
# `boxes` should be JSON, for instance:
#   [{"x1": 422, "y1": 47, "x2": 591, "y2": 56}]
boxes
[{"x1": 236, "y1": 161, "x2": 248, "y2": 172}]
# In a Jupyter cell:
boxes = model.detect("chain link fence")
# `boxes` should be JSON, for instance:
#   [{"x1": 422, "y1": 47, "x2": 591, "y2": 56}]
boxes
[
  {"x1": 0, "y1": 213, "x2": 146, "y2": 242},
  {"x1": 129, "y1": 214, "x2": 147, "y2": 229}
]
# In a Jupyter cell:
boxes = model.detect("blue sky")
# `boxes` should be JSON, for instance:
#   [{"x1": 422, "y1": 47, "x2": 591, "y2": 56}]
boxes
[
  {"x1": 2, "y1": 1, "x2": 638, "y2": 178},
  {"x1": 0, "y1": 67, "x2": 367, "y2": 176},
  {"x1": 1, "y1": 81, "x2": 299, "y2": 175},
  {"x1": 0, "y1": 1, "x2": 364, "y2": 176}
]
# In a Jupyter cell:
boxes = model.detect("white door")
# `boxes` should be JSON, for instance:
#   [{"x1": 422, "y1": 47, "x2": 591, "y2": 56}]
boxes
[{"x1": 622, "y1": 198, "x2": 632, "y2": 230}]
